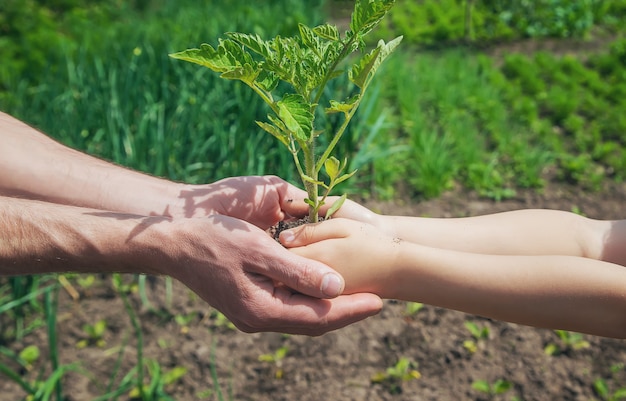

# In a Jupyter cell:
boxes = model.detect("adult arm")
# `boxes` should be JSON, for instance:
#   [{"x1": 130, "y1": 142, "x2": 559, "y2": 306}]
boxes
[
  {"x1": 0, "y1": 111, "x2": 383, "y2": 334},
  {"x1": 0, "y1": 197, "x2": 382, "y2": 334},
  {"x1": 281, "y1": 219, "x2": 626, "y2": 338}
]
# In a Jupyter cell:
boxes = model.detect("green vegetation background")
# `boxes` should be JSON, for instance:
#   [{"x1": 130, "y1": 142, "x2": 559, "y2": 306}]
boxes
[{"x1": 2, "y1": 0, "x2": 626, "y2": 200}]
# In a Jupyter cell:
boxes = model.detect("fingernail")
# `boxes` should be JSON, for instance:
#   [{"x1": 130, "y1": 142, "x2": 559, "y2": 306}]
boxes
[
  {"x1": 321, "y1": 273, "x2": 344, "y2": 298},
  {"x1": 280, "y1": 230, "x2": 295, "y2": 243}
]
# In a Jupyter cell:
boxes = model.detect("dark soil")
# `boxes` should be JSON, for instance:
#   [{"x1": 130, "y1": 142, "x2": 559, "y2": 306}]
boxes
[{"x1": 2, "y1": 182, "x2": 626, "y2": 401}]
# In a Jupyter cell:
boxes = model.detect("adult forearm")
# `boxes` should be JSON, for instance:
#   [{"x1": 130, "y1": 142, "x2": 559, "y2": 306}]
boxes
[
  {"x1": 0, "y1": 111, "x2": 185, "y2": 216},
  {"x1": 0, "y1": 196, "x2": 165, "y2": 276},
  {"x1": 383, "y1": 209, "x2": 610, "y2": 259},
  {"x1": 390, "y1": 243, "x2": 626, "y2": 338}
]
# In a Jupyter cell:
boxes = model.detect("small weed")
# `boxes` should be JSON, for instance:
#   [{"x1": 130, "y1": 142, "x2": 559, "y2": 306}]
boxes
[
  {"x1": 258, "y1": 346, "x2": 289, "y2": 379},
  {"x1": 210, "y1": 310, "x2": 236, "y2": 331},
  {"x1": 472, "y1": 379, "x2": 513, "y2": 399},
  {"x1": 594, "y1": 378, "x2": 626, "y2": 401},
  {"x1": 371, "y1": 357, "x2": 421, "y2": 394},
  {"x1": 174, "y1": 312, "x2": 197, "y2": 334},
  {"x1": 544, "y1": 329, "x2": 590, "y2": 356},
  {"x1": 403, "y1": 302, "x2": 424, "y2": 316},
  {"x1": 464, "y1": 320, "x2": 490, "y2": 354},
  {"x1": 19, "y1": 345, "x2": 40, "y2": 371},
  {"x1": 77, "y1": 319, "x2": 107, "y2": 348}
]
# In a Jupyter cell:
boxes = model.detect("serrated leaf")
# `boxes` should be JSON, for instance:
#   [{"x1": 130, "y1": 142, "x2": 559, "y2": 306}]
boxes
[
  {"x1": 349, "y1": 36, "x2": 402, "y2": 89},
  {"x1": 256, "y1": 121, "x2": 289, "y2": 146},
  {"x1": 325, "y1": 194, "x2": 347, "y2": 219},
  {"x1": 169, "y1": 40, "x2": 257, "y2": 80},
  {"x1": 276, "y1": 94, "x2": 313, "y2": 141},
  {"x1": 298, "y1": 23, "x2": 320, "y2": 56},
  {"x1": 326, "y1": 96, "x2": 359, "y2": 114},
  {"x1": 324, "y1": 156, "x2": 340, "y2": 180},
  {"x1": 313, "y1": 24, "x2": 340, "y2": 41},
  {"x1": 350, "y1": 0, "x2": 396, "y2": 38},
  {"x1": 220, "y1": 63, "x2": 259, "y2": 84},
  {"x1": 226, "y1": 32, "x2": 272, "y2": 58},
  {"x1": 256, "y1": 70, "x2": 279, "y2": 92}
]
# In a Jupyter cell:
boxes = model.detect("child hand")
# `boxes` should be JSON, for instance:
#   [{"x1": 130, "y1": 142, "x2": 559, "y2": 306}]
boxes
[{"x1": 279, "y1": 218, "x2": 401, "y2": 297}]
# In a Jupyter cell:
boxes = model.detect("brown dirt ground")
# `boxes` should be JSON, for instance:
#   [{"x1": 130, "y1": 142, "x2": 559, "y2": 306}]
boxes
[{"x1": 2, "y1": 181, "x2": 626, "y2": 401}]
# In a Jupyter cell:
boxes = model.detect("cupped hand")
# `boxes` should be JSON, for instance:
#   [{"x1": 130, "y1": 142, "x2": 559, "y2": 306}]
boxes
[
  {"x1": 160, "y1": 215, "x2": 383, "y2": 335},
  {"x1": 280, "y1": 218, "x2": 400, "y2": 297},
  {"x1": 173, "y1": 175, "x2": 310, "y2": 228}
]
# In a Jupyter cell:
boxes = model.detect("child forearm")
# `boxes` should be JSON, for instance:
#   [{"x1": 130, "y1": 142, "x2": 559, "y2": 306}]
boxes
[
  {"x1": 390, "y1": 242, "x2": 626, "y2": 338},
  {"x1": 382, "y1": 209, "x2": 610, "y2": 259}
]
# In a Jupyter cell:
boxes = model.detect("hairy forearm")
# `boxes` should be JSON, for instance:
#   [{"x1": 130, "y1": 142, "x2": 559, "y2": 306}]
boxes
[
  {"x1": 0, "y1": 111, "x2": 185, "y2": 216},
  {"x1": 381, "y1": 209, "x2": 610, "y2": 259},
  {"x1": 0, "y1": 196, "x2": 167, "y2": 276},
  {"x1": 389, "y1": 242, "x2": 626, "y2": 338}
]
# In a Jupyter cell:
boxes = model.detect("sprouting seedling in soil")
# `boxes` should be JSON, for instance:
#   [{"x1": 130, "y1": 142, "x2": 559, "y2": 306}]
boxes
[
  {"x1": 371, "y1": 357, "x2": 421, "y2": 394},
  {"x1": 258, "y1": 345, "x2": 289, "y2": 379},
  {"x1": 77, "y1": 319, "x2": 107, "y2": 348},
  {"x1": 543, "y1": 329, "x2": 590, "y2": 356},
  {"x1": 471, "y1": 379, "x2": 513, "y2": 400},
  {"x1": 463, "y1": 320, "x2": 490, "y2": 354},
  {"x1": 170, "y1": 0, "x2": 402, "y2": 222}
]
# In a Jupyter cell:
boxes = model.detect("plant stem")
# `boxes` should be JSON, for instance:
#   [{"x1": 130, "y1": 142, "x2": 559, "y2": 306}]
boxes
[{"x1": 303, "y1": 139, "x2": 319, "y2": 222}]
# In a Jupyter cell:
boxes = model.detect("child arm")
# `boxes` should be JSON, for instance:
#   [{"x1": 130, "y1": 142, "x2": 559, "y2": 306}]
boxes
[{"x1": 281, "y1": 218, "x2": 626, "y2": 338}]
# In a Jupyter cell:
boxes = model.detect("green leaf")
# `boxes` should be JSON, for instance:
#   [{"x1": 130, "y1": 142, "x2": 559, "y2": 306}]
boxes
[
  {"x1": 313, "y1": 24, "x2": 340, "y2": 41},
  {"x1": 19, "y1": 345, "x2": 40, "y2": 365},
  {"x1": 298, "y1": 23, "x2": 320, "y2": 56},
  {"x1": 226, "y1": 32, "x2": 272, "y2": 58},
  {"x1": 256, "y1": 121, "x2": 289, "y2": 147},
  {"x1": 325, "y1": 194, "x2": 347, "y2": 219},
  {"x1": 334, "y1": 169, "x2": 357, "y2": 186},
  {"x1": 471, "y1": 380, "x2": 491, "y2": 394},
  {"x1": 326, "y1": 95, "x2": 359, "y2": 114},
  {"x1": 324, "y1": 156, "x2": 340, "y2": 180},
  {"x1": 276, "y1": 94, "x2": 313, "y2": 141},
  {"x1": 350, "y1": 0, "x2": 396, "y2": 37},
  {"x1": 593, "y1": 379, "x2": 609, "y2": 398},
  {"x1": 301, "y1": 174, "x2": 324, "y2": 186},
  {"x1": 349, "y1": 36, "x2": 402, "y2": 90},
  {"x1": 614, "y1": 388, "x2": 626, "y2": 399},
  {"x1": 493, "y1": 380, "x2": 512, "y2": 394}
]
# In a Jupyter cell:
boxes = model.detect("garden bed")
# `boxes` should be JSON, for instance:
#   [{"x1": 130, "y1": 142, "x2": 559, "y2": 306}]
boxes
[{"x1": 3, "y1": 181, "x2": 625, "y2": 400}]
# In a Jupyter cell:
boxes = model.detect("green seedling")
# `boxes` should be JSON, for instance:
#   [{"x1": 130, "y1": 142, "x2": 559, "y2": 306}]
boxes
[
  {"x1": 19, "y1": 344, "x2": 40, "y2": 371},
  {"x1": 210, "y1": 310, "x2": 236, "y2": 331},
  {"x1": 544, "y1": 329, "x2": 590, "y2": 356},
  {"x1": 77, "y1": 274, "x2": 96, "y2": 289},
  {"x1": 371, "y1": 357, "x2": 421, "y2": 394},
  {"x1": 403, "y1": 301, "x2": 424, "y2": 316},
  {"x1": 594, "y1": 378, "x2": 626, "y2": 401},
  {"x1": 471, "y1": 379, "x2": 513, "y2": 399},
  {"x1": 463, "y1": 320, "x2": 490, "y2": 354},
  {"x1": 175, "y1": 312, "x2": 197, "y2": 334},
  {"x1": 258, "y1": 345, "x2": 289, "y2": 379},
  {"x1": 77, "y1": 319, "x2": 107, "y2": 348},
  {"x1": 170, "y1": 0, "x2": 402, "y2": 222}
]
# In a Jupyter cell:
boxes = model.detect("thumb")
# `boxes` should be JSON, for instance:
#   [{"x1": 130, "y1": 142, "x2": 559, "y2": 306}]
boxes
[
  {"x1": 265, "y1": 245, "x2": 345, "y2": 299},
  {"x1": 279, "y1": 219, "x2": 349, "y2": 248}
]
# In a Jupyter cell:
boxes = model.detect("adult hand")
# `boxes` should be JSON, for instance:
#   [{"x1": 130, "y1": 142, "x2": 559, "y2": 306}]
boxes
[
  {"x1": 152, "y1": 215, "x2": 383, "y2": 335},
  {"x1": 172, "y1": 175, "x2": 309, "y2": 227}
]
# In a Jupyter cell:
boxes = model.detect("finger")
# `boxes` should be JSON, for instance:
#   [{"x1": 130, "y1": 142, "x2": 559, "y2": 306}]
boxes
[
  {"x1": 279, "y1": 218, "x2": 352, "y2": 248},
  {"x1": 332, "y1": 199, "x2": 379, "y2": 223},
  {"x1": 251, "y1": 291, "x2": 384, "y2": 336}
]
